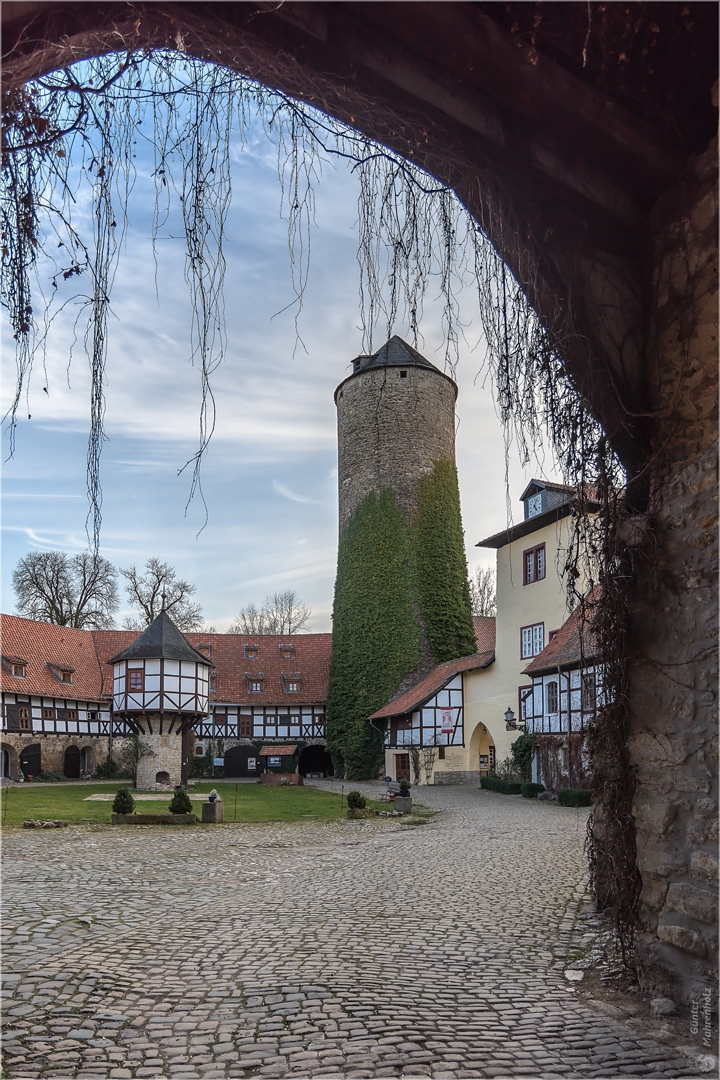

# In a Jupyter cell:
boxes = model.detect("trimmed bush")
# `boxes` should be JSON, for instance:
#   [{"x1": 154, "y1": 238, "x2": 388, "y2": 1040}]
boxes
[
  {"x1": 168, "y1": 789, "x2": 193, "y2": 814},
  {"x1": 346, "y1": 790, "x2": 367, "y2": 810},
  {"x1": 480, "y1": 776, "x2": 522, "y2": 795},
  {"x1": 112, "y1": 788, "x2": 135, "y2": 814},
  {"x1": 521, "y1": 782, "x2": 545, "y2": 799},
  {"x1": 558, "y1": 787, "x2": 592, "y2": 807}
]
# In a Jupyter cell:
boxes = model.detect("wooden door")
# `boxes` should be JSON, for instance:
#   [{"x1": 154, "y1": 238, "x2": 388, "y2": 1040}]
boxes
[
  {"x1": 20, "y1": 743, "x2": 41, "y2": 778},
  {"x1": 64, "y1": 745, "x2": 80, "y2": 778},
  {"x1": 395, "y1": 753, "x2": 411, "y2": 781}
]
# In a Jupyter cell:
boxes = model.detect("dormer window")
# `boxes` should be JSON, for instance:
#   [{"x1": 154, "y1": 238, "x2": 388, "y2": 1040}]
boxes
[
  {"x1": 244, "y1": 644, "x2": 259, "y2": 660},
  {"x1": 282, "y1": 672, "x2": 302, "y2": 694},
  {"x1": 246, "y1": 672, "x2": 264, "y2": 693},
  {"x1": 47, "y1": 662, "x2": 74, "y2": 685},
  {"x1": 279, "y1": 643, "x2": 295, "y2": 659},
  {"x1": 197, "y1": 643, "x2": 212, "y2": 657},
  {"x1": 3, "y1": 655, "x2": 28, "y2": 678}
]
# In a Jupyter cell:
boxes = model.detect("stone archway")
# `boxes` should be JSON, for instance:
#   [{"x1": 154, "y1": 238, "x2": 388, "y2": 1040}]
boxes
[
  {"x1": 2, "y1": 2, "x2": 716, "y2": 1003},
  {"x1": 298, "y1": 744, "x2": 334, "y2": 779},
  {"x1": 468, "y1": 722, "x2": 497, "y2": 779},
  {"x1": 64, "y1": 745, "x2": 81, "y2": 779}
]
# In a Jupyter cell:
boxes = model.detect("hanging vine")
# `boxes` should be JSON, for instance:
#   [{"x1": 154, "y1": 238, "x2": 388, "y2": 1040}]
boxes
[{"x1": 2, "y1": 46, "x2": 638, "y2": 956}]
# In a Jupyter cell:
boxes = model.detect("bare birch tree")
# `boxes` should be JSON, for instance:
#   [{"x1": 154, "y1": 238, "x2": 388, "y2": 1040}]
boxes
[{"x1": 12, "y1": 550, "x2": 118, "y2": 628}]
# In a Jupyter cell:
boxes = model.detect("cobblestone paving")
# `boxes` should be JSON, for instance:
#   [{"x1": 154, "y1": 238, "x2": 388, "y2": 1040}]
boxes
[{"x1": 2, "y1": 784, "x2": 698, "y2": 1079}]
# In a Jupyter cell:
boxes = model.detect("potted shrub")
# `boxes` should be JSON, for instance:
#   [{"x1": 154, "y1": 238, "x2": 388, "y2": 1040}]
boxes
[
  {"x1": 208, "y1": 788, "x2": 218, "y2": 803},
  {"x1": 399, "y1": 779, "x2": 411, "y2": 794}
]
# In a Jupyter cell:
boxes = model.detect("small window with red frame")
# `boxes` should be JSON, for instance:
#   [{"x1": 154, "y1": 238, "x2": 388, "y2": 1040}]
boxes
[
  {"x1": 128, "y1": 669, "x2": 144, "y2": 692},
  {"x1": 523, "y1": 543, "x2": 546, "y2": 585}
]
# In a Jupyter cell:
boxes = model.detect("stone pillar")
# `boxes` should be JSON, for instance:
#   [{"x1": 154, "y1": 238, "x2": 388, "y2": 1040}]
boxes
[
  {"x1": 629, "y1": 137, "x2": 718, "y2": 1005},
  {"x1": 135, "y1": 721, "x2": 184, "y2": 790}
]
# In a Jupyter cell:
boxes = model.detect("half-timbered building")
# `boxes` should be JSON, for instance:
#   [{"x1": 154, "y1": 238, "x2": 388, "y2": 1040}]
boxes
[
  {"x1": 521, "y1": 593, "x2": 601, "y2": 792},
  {"x1": 1, "y1": 614, "x2": 333, "y2": 782}
]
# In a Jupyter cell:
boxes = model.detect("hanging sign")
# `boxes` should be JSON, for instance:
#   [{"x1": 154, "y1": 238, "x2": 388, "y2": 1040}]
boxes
[{"x1": 441, "y1": 709, "x2": 455, "y2": 734}]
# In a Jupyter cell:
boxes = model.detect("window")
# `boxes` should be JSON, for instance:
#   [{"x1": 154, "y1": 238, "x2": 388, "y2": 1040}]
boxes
[
  {"x1": 19, "y1": 707, "x2": 30, "y2": 730},
  {"x1": 519, "y1": 686, "x2": 533, "y2": 721},
  {"x1": 582, "y1": 674, "x2": 596, "y2": 711},
  {"x1": 283, "y1": 672, "x2": 301, "y2": 693},
  {"x1": 279, "y1": 643, "x2": 295, "y2": 659},
  {"x1": 438, "y1": 745, "x2": 445, "y2": 760},
  {"x1": 546, "y1": 681, "x2": 559, "y2": 714},
  {"x1": 197, "y1": 643, "x2": 212, "y2": 657},
  {"x1": 246, "y1": 673, "x2": 264, "y2": 693},
  {"x1": 60, "y1": 670, "x2": 73, "y2": 683},
  {"x1": 239, "y1": 716, "x2": 252, "y2": 737},
  {"x1": 214, "y1": 713, "x2": 227, "y2": 727},
  {"x1": 12, "y1": 663, "x2": 27, "y2": 678},
  {"x1": 195, "y1": 745, "x2": 205, "y2": 756},
  {"x1": 66, "y1": 710, "x2": 77, "y2": 720},
  {"x1": 400, "y1": 370, "x2": 407, "y2": 379},
  {"x1": 267, "y1": 756, "x2": 282, "y2": 767},
  {"x1": 521, "y1": 623, "x2": 544, "y2": 659},
  {"x1": 286, "y1": 682, "x2": 299, "y2": 693},
  {"x1": 244, "y1": 644, "x2": 259, "y2": 660},
  {"x1": 87, "y1": 711, "x2": 98, "y2": 721},
  {"x1": 523, "y1": 543, "x2": 546, "y2": 585},
  {"x1": 43, "y1": 707, "x2": 54, "y2": 719},
  {"x1": 128, "y1": 669, "x2": 143, "y2": 692}
]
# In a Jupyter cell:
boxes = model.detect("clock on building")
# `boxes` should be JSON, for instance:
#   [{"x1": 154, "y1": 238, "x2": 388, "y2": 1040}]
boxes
[{"x1": 527, "y1": 492, "x2": 543, "y2": 518}]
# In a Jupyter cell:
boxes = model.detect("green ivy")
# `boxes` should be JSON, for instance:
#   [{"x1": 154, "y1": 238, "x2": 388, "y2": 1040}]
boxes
[
  {"x1": 511, "y1": 732, "x2": 538, "y2": 782},
  {"x1": 413, "y1": 459, "x2": 477, "y2": 663},
  {"x1": 326, "y1": 489, "x2": 420, "y2": 780}
]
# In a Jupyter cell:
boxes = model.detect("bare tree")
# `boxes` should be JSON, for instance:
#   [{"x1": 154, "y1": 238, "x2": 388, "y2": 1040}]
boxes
[
  {"x1": 469, "y1": 567, "x2": 497, "y2": 617},
  {"x1": 227, "y1": 590, "x2": 312, "y2": 635},
  {"x1": 12, "y1": 550, "x2": 118, "y2": 629},
  {"x1": 120, "y1": 558, "x2": 204, "y2": 632}
]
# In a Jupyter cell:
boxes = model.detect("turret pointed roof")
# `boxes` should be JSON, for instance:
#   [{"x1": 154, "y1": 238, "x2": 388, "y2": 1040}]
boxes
[
  {"x1": 351, "y1": 335, "x2": 445, "y2": 376},
  {"x1": 107, "y1": 609, "x2": 213, "y2": 666}
]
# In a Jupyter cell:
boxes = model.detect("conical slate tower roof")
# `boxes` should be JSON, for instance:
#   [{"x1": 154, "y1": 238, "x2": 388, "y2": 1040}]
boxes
[
  {"x1": 350, "y1": 335, "x2": 447, "y2": 376},
  {"x1": 107, "y1": 609, "x2": 212, "y2": 666}
]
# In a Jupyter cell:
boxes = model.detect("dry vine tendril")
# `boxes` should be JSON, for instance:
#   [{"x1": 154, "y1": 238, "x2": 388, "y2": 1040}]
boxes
[{"x1": 2, "y1": 48, "x2": 637, "y2": 955}]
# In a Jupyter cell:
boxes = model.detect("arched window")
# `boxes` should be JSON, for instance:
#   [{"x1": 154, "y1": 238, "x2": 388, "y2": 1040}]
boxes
[{"x1": 546, "y1": 681, "x2": 559, "y2": 714}]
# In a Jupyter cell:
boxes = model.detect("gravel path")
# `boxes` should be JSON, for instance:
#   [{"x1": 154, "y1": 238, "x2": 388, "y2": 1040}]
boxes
[{"x1": 2, "y1": 784, "x2": 698, "y2": 1079}]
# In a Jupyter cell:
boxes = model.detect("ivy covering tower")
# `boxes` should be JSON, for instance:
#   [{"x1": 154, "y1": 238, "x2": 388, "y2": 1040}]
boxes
[{"x1": 326, "y1": 337, "x2": 476, "y2": 778}]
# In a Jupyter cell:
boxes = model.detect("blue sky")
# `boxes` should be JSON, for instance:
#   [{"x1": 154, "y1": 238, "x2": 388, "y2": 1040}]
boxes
[{"x1": 2, "y1": 92, "x2": 558, "y2": 632}]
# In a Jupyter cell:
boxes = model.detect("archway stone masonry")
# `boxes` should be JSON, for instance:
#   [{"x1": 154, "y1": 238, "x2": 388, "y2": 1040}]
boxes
[
  {"x1": 2, "y1": 2, "x2": 717, "y2": 1003},
  {"x1": 628, "y1": 138, "x2": 719, "y2": 1006}
]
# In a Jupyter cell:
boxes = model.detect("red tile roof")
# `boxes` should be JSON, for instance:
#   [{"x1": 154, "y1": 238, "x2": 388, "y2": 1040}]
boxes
[
  {"x1": 522, "y1": 589, "x2": 601, "y2": 675},
  {"x1": 369, "y1": 650, "x2": 495, "y2": 720},
  {"x1": 93, "y1": 629, "x2": 333, "y2": 707},
  {"x1": 259, "y1": 745, "x2": 298, "y2": 756},
  {"x1": 473, "y1": 616, "x2": 496, "y2": 653},
  {"x1": 1, "y1": 615, "x2": 107, "y2": 702}
]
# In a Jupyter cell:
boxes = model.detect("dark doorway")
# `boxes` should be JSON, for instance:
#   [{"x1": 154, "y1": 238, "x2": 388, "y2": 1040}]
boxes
[
  {"x1": 2, "y1": 747, "x2": 11, "y2": 778},
  {"x1": 298, "y1": 744, "x2": 333, "y2": 778},
  {"x1": 395, "y1": 753, "x2": 411, "y2": 781},
  {"x1": 20, "y1": 743, "x2": 41, "y2": 779},
  {"x1": 64, "y1": 745, "x2": 80, "y2": 778},
  {"x1": 224, "y1": 745, "x2": 261, "y2": 778}
]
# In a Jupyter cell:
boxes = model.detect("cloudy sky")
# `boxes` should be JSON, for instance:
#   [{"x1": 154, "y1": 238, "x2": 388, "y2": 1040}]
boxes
[{"x1": 2, "y1": 87, "x2": 559, "y2": 632}]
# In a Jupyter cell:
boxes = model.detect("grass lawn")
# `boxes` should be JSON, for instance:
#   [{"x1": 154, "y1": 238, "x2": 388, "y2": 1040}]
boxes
[{"x1": 0, "y1": 781, "x2": 384, "y2": 827}]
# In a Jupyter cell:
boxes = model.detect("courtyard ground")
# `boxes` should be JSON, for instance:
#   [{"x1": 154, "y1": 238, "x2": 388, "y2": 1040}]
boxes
[{"x1": 1, "y1": 784, "x2": 711, "y2": 1079}]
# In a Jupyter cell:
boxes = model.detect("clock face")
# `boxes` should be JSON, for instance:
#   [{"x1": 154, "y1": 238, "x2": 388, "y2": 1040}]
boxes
[{"x1": 527, "y1": 492, "x2": 543, "y2": 518}]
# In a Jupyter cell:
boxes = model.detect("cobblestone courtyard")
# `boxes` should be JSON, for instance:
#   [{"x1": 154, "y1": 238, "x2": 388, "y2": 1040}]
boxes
[{"x1": 2, "y1": 785, "x2": 702, "y2": 1079}]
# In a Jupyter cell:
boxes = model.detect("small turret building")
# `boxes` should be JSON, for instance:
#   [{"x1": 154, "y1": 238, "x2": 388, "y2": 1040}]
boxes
[{"x1": 107, "y1": 609, "x2": 213, "y2": 788}]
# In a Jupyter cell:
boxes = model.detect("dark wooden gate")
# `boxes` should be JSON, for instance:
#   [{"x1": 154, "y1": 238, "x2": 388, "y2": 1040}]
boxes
[
  {"x1": 64, "y1": 745, "x2": 80, "y2": 778},
  {"x1": 223, "y1": 745, "x2": 261, "y2": 778},
  {"x1": 19, "y1": 743, "x2": 41, "y2": 778}
]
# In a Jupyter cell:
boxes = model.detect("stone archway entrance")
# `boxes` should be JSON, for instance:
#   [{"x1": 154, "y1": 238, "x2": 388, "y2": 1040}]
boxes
[
  {"x1": 64, "y1": 745, "x2": 80, "y2": 779},
  {"x1": 1, "y1": 2, "x2": 716, "y2": 1004},
  {"x1": 20, "y1": 744, "x2": 41, "y2": 780},
  {"x1": 298, "y1": 744, "x2": 333, "y2": 779}
]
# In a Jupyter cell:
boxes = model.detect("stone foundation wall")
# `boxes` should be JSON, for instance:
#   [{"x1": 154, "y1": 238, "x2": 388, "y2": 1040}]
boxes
[
  {"x1": 629, "y1": 137, "x2": 718, "y2": 1006},
  {"x1": 136, "y1": 731, "x2": 183, "y2": 789},
  {"x1": 433, "y1": 770, "x2": 480, "y2": 785}
]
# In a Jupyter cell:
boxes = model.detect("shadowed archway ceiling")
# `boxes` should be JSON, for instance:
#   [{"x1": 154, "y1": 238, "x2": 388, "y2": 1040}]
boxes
[{"x1": 3, "y1": 1, "x2": 718, "y2": 477}]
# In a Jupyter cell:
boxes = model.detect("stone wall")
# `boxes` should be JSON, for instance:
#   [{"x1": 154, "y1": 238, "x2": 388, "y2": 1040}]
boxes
[
  {"x1": 136, "y1": 731, "x2": 184, "y2": 789},
  {"x1": 628, "y1": 137, "x2": 718, "y2": 1006},
  {"x1": 1, "y1": 733, "x2": 114, "y2": 778},
  {"x1": 433, "y1": 770, "x2": 480, "y2": 785},
  {"x1": 336, "y1": 364, "x2": 457, "y2": 530}
]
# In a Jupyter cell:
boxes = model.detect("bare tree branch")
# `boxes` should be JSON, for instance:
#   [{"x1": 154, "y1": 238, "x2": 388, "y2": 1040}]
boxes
[
  {"x1": 120, "y1": 557, "x2": 204, "y2": 632},
  {"x1": 12, "y1": 549, "x2": 118, "y2": 628}
]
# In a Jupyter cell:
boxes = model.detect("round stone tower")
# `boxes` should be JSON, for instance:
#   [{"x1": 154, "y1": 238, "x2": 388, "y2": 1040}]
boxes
[{"x1": 334, "y1": 335, "x2": 458, "y2": 530}]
